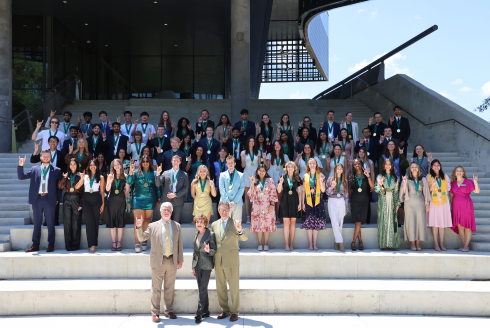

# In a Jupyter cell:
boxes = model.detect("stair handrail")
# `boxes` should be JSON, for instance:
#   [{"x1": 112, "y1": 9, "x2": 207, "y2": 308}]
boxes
[
  {"x1": 354, "y1": 76, "x2": 490, "y2": 143},
  {"x1": 313, "y1": 25, "x2": 438, "y2": 100}
]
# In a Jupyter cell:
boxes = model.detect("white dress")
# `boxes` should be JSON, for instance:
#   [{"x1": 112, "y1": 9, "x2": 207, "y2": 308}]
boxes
[
  {"x1": 298, "y1": 155, "x2": 322, "y2": 178},
  {"x1": 328, "y1": 156, "x2": 345, "y2": 178},
  {"x1": 241, "y1": 150, "x2": 260, "y2": 187},
  {"x1": 266, "y1": 153, "x2": 290, "y2": 186},
  {"x1": 127, "y1": 142, "x2": 146, "y2": 161}
]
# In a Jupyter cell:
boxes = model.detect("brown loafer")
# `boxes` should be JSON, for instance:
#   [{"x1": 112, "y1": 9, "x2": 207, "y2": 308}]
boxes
[
  {"x1": 152, "y1": 314, "x2": 160, "y2": 322},
  {"x1": 217, "y1": 312, "x2": 229, "y2": 319},
  {"x1": 230, "y1": 314, "x2": 239, "y2": 322},
  {"x1": 164, "y1": 312, "x2": 177, "y2": 319},
  {"x1": 25, "y1": 245, "x2": 39, "y2": 253},
  {"x1": 47, "y1": 245, "x2": 55, "y2": 252}
]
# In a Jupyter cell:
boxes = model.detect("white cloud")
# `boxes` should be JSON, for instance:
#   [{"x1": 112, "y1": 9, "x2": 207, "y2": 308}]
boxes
[
  {"x1": 451, "y1": 78, "x2": 463, "y2": 85},
  {"x1": 460, "y1": 87, "x2": 472, "y2": 92},
  {"x1": 348, "y1": 53, "x2": 411, "y2": 77},
  {"x1": 290, "y1": 90, "x2": 311, "y2": 99},
  {"x1": 358, "y1": 9, "x2": 365, "y2": 13},
  {"x1": 415, "y1": 15, "x2": 423, "y2": 20},
  {"x1": 329, "y1": 54, "x2": 339, "y2": 61},
  {"x1": 371, "y1": 11, "x2": 377, "y2": 19},
  {"x1": 439, "y1": 92, "x2": 457, "y2": 100},
  {"x1": 482, "y1": 82, "x2": 490, "y2": 96}
]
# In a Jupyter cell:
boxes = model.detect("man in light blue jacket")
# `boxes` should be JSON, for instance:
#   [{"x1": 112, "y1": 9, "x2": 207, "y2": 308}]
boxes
[{"x1": 219, "y1": 155, "x2": 245, "y2": 223}]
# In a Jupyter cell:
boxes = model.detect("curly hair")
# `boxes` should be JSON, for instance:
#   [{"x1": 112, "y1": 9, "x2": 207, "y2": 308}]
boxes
[
  {"x1": 192, "y1": 213, "x2": 209, "y2": 227},
  {"x1": 451, "y1": 166, "x2": 467, "y2": 182},
  {"x1": 253, "y1": 164, "x2": 271, "y2": 186}
]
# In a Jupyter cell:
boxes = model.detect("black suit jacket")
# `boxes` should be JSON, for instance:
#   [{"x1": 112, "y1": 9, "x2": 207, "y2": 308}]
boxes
[
  {"x1": 234, "y1": 121, "x2": 256, "y2": 143},
  {"x1": 18, "y1": 165, "x2": 62, "y2": 206},
  {"x1": 150, "y1": 136, "x2": 171, "y2": 160},
  {"x1": 31, "y1": 150, "x2": 67, "y2": 173},
  {"x1": 224, "y1": 138, "x2": 244, "y2": 172},
  {"x1": 368, "y1": 122, "x2": 387, "y2": 143},
  {"x1": 320, "y1": 122, "x2": 341, "y2": 140},
  {"x1": 105, "y1": 134, "x2": 129, "y2": 165},
  {"x1": 62, "y1": 138, "x2": 79, "y2": 154},
  {"x1": 298, "y1": 126, "x2": 318, "y2": 147},
  {"x1": 176, "y1": 129, "x2": 196, "y2": 141},
  {"x1": 198, "y1": 138, "x2": 220, "y2": 164},
  {"x1": 195, "y1": 120, "x2": 215, "y2": 135},
  {"x1": 87, "y1": 135, "x2": 107, "y2": 157},
  {"x1": 389, "y1": 116, "x2": 411, "y2": 144},
  {"x1": 377, "y1": 137, "x2": 400, "y2": 157},
  {"x1": 354, "y1": 139, "x2": 377, "y2": 163}
]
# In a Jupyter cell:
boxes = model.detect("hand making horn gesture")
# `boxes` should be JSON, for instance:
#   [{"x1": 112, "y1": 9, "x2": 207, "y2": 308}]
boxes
[
  {"x1": 196, "y1": 132, "x2": 202, "y2": 140},
  {"x1": 63, "y1": 172, "x2": 69, "y2": 179},
  {"x1": 116, "y1": 116, "x2": 121, "y2": 123},
  {"x1": 198, "y1": 116, "x2": 203, "y2": 124},
  {"x1": 389, "y1": 116, "x2": 395, "y2": 125},
  {"x1": 359, "y1": 137, "x2": 365, "y2": 145},
  {"x1": 49, "y1": 109, "x2": 57, "y2": 118},
  {"x1": 320, "y1": 121, "x2": 324, "y2": 129},
  {"x1": 129, "y1": 161, "x2": 136, "y2": 174},
  {"x1": 203, "y1": 242, "x2": 210, "y2": 253},
  {"x1": 276, "y1": 122, "x2": 281, "y2": 129},
  {"x1": 295, "y1": 135, "x2": 300, "y2": 143},
  {"x1": 331, "y1": 178, "x2": 337, "y2": 189},
  {"x1": 399, "y1": 147, "x2": 404, "y2": 154},
  {"x1": 107, "y1": 173, "x2": 115, "y2": 182},
  {"x1": 78, "y1": 170, "x2": 85, "y2": 180},
  {"x1": 18, "y1": 155, "x2": 26, "y2": 167},
  {"x1": 298, "y1": 121, "x2": 303, "y2": 128},
  {"x1": 234, "y1": 219, "x2": 242, "y2": 232},
  {"x1": 69, "y1": 143, "x2": 74, "y2": 154},
  {"x1": 78, "y1": 116, "x2": 82, "y2": 124},
  {"x1": 156, "y1": 164, "x2": 163, "y2": 176},
  {"x1": 379, "y1": 176, "x2": 386, "y2": 185},
  {"x1": 278, "y1": 175, "x2": 284, "y2": 185},
  {"x1": 255, "y1": 122, "x2": 260, "y2": 130},
  {"x1": 368, "y1": 117, "x2": 373, "y2": 125},
  {"x1": 473, "y1": 174, "x2": 479, "y2": 183},
  {"x1": 340, "y1": 119, "x2": 345, "y2": 127},
  {"x1": 296, "y1": 152, "x2": 303, "y2": 160},
  {"x1": 135, "y1": 214, "x2": 143, "y2": 228},
  {"x1": 402, "y1": 175, "x2": 408, "y2": 182},
  {"x1": 249, "y1": 176, "x2": 255, "y2": 184},
  {"x1": 36, "y1": 120, "x2": 44, "y2": 129},
  {"x1": 133, "y1": 119, "x2": 139, "y2": 126},
  {"x1": 363, "y1": 168, "x2": 370, "y2": 178},
  {"x1": 33, "y1": 141, "x2": 41, "y2": 154}
]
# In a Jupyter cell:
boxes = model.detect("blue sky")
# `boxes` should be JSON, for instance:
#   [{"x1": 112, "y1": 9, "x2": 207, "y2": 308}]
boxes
[{"x1": 260, "y1": 0, "x2": 490, "y2": 121}]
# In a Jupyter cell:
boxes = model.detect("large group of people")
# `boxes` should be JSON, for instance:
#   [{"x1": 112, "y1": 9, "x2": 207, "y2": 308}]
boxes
[{"x1": 17, "y1": 105, "x2": 481, "y2": 323}]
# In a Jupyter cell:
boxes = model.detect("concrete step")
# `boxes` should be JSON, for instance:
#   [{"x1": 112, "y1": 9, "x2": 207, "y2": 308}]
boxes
[
  {"x1": 0, "y1": 197, "x2": 28, "y2": 204},
  {"x1": 475, "y1": 218, "x2": 490, "y2": 225},
  {"x1": 437, "y1": 162, "x2": 472, "y2": 167},
  {"x1": 474, "y1": 203, "x2": 490, "y2": 210},
  {"x1": 0, "y1": 242, "x2": 11, "y2": 252},
  {"x1": 475, "y1": 225, "x2": 490, "y2": 233},
  {"x1": 0, "y1": 218, "x2": 30, "y2": 226},
  {"x1": 0, "y1": 173, "x2": 23, "y2": 179},
  {"x1": 0, "y1": 179, "x2": 30, "y2": 185},
  {"x1": 470, "y1": 233, "x2": 490, "y2": 242},
  {"x1": 0, "y1": 234, "x2": 11, "y2": 242},
  {"x1": 0, "y1": 211, "x2": 30, "y2": 219},
  {"x1": 475, "y1": 210, "x2": 490, "y2": 218},
  {"x1": 475, "y1": 190, "x2": 490, "y2": 196},
  {"x1": 1, "y1": 249, "x2": 489, "y2": 280},
  {"x1": 0, "y1": 191, "x2": 28, "y2": 197},
  {"x1": 470, "y1": 242, "x2": 490, "y2": 252},
  {"x1": 1, "y1": 278, "x2": 489, "y2": 316},
  {"x1": 0, "y1": 204, "x2": 31, "y2": 211},
  {"x1": 471, "y1": 196, "x2": 490, "y2": 203},
  {"x1": 0, "y1": 184, "x2": 33, "y2": 191},
  {"x1": 9, "y1": 225, "x2": 464, "y2": 252}
]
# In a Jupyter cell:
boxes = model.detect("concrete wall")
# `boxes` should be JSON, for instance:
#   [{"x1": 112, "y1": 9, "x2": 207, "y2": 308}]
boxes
[
  {"x1": 352, "y1": 74, "x2": 490, "y2": 172},
  {"x1": 0, "y1": 0, "x2": 12, "y2": 153}
]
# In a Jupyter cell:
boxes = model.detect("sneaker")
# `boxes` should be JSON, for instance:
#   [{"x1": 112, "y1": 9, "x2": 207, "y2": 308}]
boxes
[
  {"x1": 264, "y1": 245, "x2": 269, "y2": 251},
  {"x1": 135, "y1": 244, "x2": 141, "y2": 253},
  {"x1": 258, "y1": 245, "x2": 263, "y2": 251}
]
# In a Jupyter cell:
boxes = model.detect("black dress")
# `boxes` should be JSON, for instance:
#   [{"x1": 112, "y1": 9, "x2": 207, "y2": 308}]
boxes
[
  {"x1": 349, "y1": 174, "x2": 370, "y2": 223},
  {"x1": 278, "y1": 174, "x2": 302, "y2": 218},
  {"x1": 106, "y1": 178, "x2": 127, "y2": 228}
]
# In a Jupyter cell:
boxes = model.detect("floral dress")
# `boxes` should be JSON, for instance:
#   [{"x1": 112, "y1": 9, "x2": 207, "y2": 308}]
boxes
[
  {"x1": 301, "y1": 173, "x2": 327, "y2": 231},
  {"x1": 248, "y1": 177, "x2": 278, "y2": 232}
]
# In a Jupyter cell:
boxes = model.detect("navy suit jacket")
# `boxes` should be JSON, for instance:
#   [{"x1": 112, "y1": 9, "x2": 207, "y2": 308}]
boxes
[
  {"x1": 150, "y1": 136, "x2": 171, "y2": 159},
  {"x1": 389, "y1": 116, "x2": 411, "y2": 145},
  {"x1": 99, "y1": 122, "x2": 113, "y2": 137},
  {"x1": 195, "y1": 120, "x2": 215, "y2": 135},
  {"x1": 62, "y1": 138, "x2": 79, "y2": 154},
  {"x1": 320, "y1": 122, "x2": 341, "y2": 140},
  {"x1": 198, "y1": 138, "x2": 220, "y2": 164},
  {"x1": 159, "y1": 149, "x2": 187, "y2": 171},
  {"x1": 18, "y1": 165, "x2": 62, "y2": 206},
  {"x1": 355, "y1": 139, "x2": 377, "y2": 163},
  {"x1": 234, "y1": 121, "x2": 256, "y2": 143},
  {"x1": 105, "y1": 134, "x2": 129, "y2": 165}
]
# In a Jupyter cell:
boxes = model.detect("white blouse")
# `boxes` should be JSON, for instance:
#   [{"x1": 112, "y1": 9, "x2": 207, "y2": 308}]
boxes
[{"x1": 83, "y1": 175, "x2": 102, "y2": 192}]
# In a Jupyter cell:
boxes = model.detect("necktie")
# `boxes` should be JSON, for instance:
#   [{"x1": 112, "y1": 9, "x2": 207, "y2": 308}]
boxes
[
  {"x1": 221, "y1": 220, "x2": 225, "y2": 236},
  {"x1": 165, "y1": 222, "x2": 171, "y2": 256}
]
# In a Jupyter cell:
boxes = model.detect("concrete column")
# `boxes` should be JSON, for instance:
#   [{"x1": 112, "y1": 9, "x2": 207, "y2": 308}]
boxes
[
  {"x1": 230, "y1": 0, "x2": 250, "y2": 124},
  {"x1": 0, "y1": 0, "x2": 12, "y2": 152}
]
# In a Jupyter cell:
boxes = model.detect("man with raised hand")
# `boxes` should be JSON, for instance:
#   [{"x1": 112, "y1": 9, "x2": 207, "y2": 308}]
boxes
[
  {"x1": 132, "y1": 111, "x2": 156, "y2": 145},
  {"x1": 320, "y1": 110, "x2": 340, "y2": 141},
  {"x1": 135, "y1": 202, "x2": 183, "y2": 323},
  {"x1": 340, "y1": 112, "x2": 359, "y2": 142},
  {"x1": 32, "y1": 117, "x2": 65, "y2": 151},
  {"x1": 45, "y1": 110, "x2": 75, "y2": 139}
]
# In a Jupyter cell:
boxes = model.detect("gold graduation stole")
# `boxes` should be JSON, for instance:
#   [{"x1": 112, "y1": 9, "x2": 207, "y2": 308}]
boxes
[
  {"x1": 304, "y1": 173, "x2": 321, "y2": 207},
  {"x1": 429, "y1": 175, "x2": 447, "y2": 206}
]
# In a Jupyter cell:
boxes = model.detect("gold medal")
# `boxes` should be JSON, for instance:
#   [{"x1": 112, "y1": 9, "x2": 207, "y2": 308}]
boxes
[
  {"x1": 349, "y1": 135, "x2": 352, "y2": 139},
  {"x1": 90, "y1": 189, "x2": 93, "y2": 193},
  {"x1": 79, "y1": 164, "x2": 82, "y2": 168},
  {"x1": 342, "y1": 152, "x2": 346, "y2": 156},
  {"x1": 358, "y1": 188, "x2": 362, "y2": 192},
  {"x1": 260, "y1": 193, "x2": 264, "y2": 197},
  {"x1": 70, "y1": 188, "x2": 74, "y2": 192},
  {"x1": 288, "y1": 190, "x2": 293, "y2": 195},
  {"x1": 266, "y1": 138, "x2": 269, "y2": 142},
  {"x1": 144, "y1": 183, "x2": 149, "y2": 187},
  {"x1": 276, "y1": 167, "x2": 280, "y2": 171},
  {"x1": 251, "y1": 162, "x2": 255, "y2": 166},
  {"x1": 115, "y1": 190, "x2": 120, "y2": 194},
  {"x1": 201, "y1": 194, "x2": 205, "y2": 198}
]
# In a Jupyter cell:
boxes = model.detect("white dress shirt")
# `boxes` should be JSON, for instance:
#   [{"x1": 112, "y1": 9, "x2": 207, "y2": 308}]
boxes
[
  {"x1": 171, "y1": 168, "x2": 179, "y2": 193},
  {"x1": 36, "y1": 129, "x2": 64, "y2": 151},
  {"x1": 134, "y1": 123, "x2": 156, "y2": 144},
  {"x1": 121, "y1": 123, "x2": 135, "y2": 142},
  {"x1": 38, "y1": 164, "x2": 50, "y2": 194}
]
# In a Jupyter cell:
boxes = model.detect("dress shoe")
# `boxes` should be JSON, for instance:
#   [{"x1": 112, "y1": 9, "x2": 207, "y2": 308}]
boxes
[
  {"x1": 195, "y1": 315, "x2": 202, "y2": 324},
  {"x1": 230, "y1": 314, "x2": 239, "y2": 322},
  {"x1": 202, "y1": 312, "x2": 210, "y2": 318},
  {"x1": 217, "y1": 312, "x2": 229, "y2": 319},
  {"x1": 47, "y1": 245, "x2": 55, "y2": 252},
  {"x1": 152, "y1": 314, "x2": 160, "y2": 322},
  {"x1": 25, "y1": 245, "x2": 39, "y2": 253},
  {"x1": 164, "y1": 312, "x2": 177, "y2": 319}
]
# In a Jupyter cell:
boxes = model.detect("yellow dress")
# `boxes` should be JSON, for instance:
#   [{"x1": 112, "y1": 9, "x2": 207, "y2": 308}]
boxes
[{"x1": 193, "y1": 179, "x2": 214, "y2": 216}]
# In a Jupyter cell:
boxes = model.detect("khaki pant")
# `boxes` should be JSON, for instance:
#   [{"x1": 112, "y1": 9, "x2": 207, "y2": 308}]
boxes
[
  {"x1": 214, "y1": 262, "x2": 240, "y2": 315},
  {"x1": 151, "y1": 257, "x2": 177, "y2": 316},
  {"x1": 229, "y1": 205, "x2": 242, "y2": 223}
]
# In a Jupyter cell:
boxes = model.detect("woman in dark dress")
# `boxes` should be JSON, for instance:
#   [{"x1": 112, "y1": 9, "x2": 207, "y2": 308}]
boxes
[
  {"x1": 105, "y1": 159, "x2": 128, "y2": 251},
  {"x1": 348, "y1": 159, "x2": 374, "y2": 251},
  {"x1": 176, "y1": 117, "x2": 196, "y2": 141},
  {"x1": 277, "y1": 161, "x2": 302, "y2": 251},
  {"x1": 279, "y1": 131, "x2": 295, "y2": 161}
]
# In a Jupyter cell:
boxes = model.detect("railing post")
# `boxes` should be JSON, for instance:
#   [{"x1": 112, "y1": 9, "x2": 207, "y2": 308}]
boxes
[{"x1": 11, "y1": 119, "x2": 17, "y2": 153}]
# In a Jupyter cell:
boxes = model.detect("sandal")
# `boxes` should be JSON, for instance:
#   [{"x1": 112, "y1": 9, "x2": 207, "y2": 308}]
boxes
[
  {"x1": 308, "y1": 246, "x2": 313, "y2": 251},
  {"x1": 111, "y1": 242, "x2": 117, "y2": 252},
  {"x1": 135, "y1": 243, "x2": 141, "y2": 253},
  {"x1": 89, "y1": 246, "x2": 96, "y2": 253},
  {"x1": 351, "y1": 242, "x2": 356, "y2": 251},
  {"x1": 116, "y1": 241, "x2": 122, "y2": 251},
  {"x1": 359, "y1": 242, "x2": 364, "y2": 251},
  {"x1": 313, "y1": 246, "x2": 319, "y2": 251},
  {"x1": 339, "y1": 243, "x2": 345, "y2": 252},
  {"x1": 141, "y1": 241, "x2": 147, "y2": 251}
]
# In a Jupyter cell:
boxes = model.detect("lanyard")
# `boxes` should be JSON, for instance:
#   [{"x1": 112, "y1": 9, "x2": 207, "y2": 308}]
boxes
[
  {"x1": 385, "y1": 174, "x2": 392, "y2": 187},
  {"x1": 113, "y1": 135, "x2": 120, "y2": 147},
  {"x1": 63, "y1": 122, "x2": 70, "y2": 135},
  {"x1": 413, "y1": 178, "x2": 420, "y2": 192},
  {"x1": 199, "y1": 178, "x2": 207, "y2": 193},
  {"x1": 356, "y1": 173, "x2": 363, "y2": 189},
  {"x1": 49, "y1": 129, "x2": 58, "y2": 138},
  {"x1": 78, "y1": 153, "x2": 84, "y2": 162},
  {"x1": 141, "y1": 123, "x2": 148, "y2": 134},
  {"x1": 135, "y1": 143, "x2": 142, "y2": 156},
  {"x1": 89, "y1": 175, "x2": 96, "y2": 189},
  {"x1": 287, "y1": 175, "x2": 294, "y2": 190},
  {"x1": 321, "y1": 142, "x2": 328, "y2": 154},
  {"x1": 416, "y1": 156, "x2": 424, "y2": 168},
  {"x1": 172, "y1": 169, "x2": 179, "y2": 183},
  {"x1": 223, "y1": 125, "x2": 227, "y2": 136},
  {"x1": 42, "y1": 165, "x2": 49, "y2": 180},
  {"x1": 184, "y1": 146, "x2": 190, "y2": 157},
  {"x1": 219, "y1": 160, "x2": 226, "y2": 172},
  {"x1": 334, "y1": 156, "x2": 340, "y2": 165},
  {"x1": 346, "y1": 123, "x2": 352, "y2": 136},
  {"x1": 275, "y1": 157, "x2": 281, "y2": 167},
  {"x1": 158, "y1": 136, "x2": 165, "y2": 149},
  {"x1": 341, "y1": 140, "x2": 346, "y2": 151},
  {"x1": 207, "y1": 138, "x2": 213, "y2": 150},
  {"x1": 259, "y1": 178, "x2": 265, "y2": 191},
  {"x1": 171, "y1": 149, "x2": 178, "y2": 158},
  {"x1": 70, "y1": 173, "x2": 76, "y2": 188},
  {"x1": 282, "y1": 143, "x2": 289, "y2": 154},
  {"x1": 310, "y1": 172, "x2": 316, "y2": 188},
  {"x1": 328, "y1": 123, "x2": 333, "y2": 133},
  {"x1": 396, "y1": 117, "x2": 401, "y2": 129},
  {"x1": 242, "y1": 120, "x2": 248, "y2": 131},
  {"x1": 337, "y1": 179, "x2": 341, "y2": 193},
  {"x1": 229, "y1": 170, "x2": 235, "y2": 185},
  {"x1": 50, "y1": 151, "x2": 57, "y2": 164},
  {"x1": 125, "y1": 123, "x2": 133, "y2": 135},
  {"x1": 249, "y1": 151, "x2": 254, "y2": 163},
  {"x1": 92, "y1": 135, "x2": 99, "y2": 150}
]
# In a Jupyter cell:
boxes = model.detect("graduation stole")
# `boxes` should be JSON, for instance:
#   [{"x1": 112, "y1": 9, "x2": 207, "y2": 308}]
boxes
[
  {"x1": 429, "y1": 175, "x2": 447, "y2": 206},
  {"x1": 304, "y1": 172, "x2": 321, "y2": 207}
]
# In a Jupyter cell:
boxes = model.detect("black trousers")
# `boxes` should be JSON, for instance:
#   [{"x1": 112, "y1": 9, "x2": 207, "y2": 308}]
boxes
[
  {"x1": 82, "y1": 192, "x2": 102, "y2": 247},
  {"x1": 171, "y1": 205, "x2": 183, "y2": 223},
  {"x1": 63, "y1": 193, "x2": 82, "y2": 250},
  {"x1": 195, "y1": 265, "x2": 211, "y2": 316}
]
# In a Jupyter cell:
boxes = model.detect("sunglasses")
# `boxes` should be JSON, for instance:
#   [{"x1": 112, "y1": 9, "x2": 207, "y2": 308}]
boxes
[
  {"x1": 141, "y1": 161, "x2": 150, "y2": 164},
  {"x1": 51, "y1": 121, "x2": 60, "y2": 125}
]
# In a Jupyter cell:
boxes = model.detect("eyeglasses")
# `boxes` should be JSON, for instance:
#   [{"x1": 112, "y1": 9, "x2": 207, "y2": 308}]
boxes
[
  {"x1": 51, "y1": 121, "x2": 59, "y2": 125},
  {"x1": 161, "y1": 208, "x2": 172, "y2": 213}
]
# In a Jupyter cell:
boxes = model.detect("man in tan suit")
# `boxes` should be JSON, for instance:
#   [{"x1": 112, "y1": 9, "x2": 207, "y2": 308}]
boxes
[
  {"x1": 210, "y1": 200, "x2": 248, "y2": 322},
  {"x1": 136, "y1": 202, "x2": 183, "y2": 323}
]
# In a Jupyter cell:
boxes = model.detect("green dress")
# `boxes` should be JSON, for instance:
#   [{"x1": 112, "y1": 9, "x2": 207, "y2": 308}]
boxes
[
  {"x1": 127, "y1": 170, "x2": 161, "y2": 210},
  {"x1": 374, "y1": 174, "x2": 401, "y2": 249}
]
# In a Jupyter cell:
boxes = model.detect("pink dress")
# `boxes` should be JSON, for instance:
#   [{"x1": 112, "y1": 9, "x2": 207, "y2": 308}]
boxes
[
  {"x1": 248, "y1": 178, "x2": 278, "y2": 232},
  {"x1": 426, "y1": 174, "x2": 452, "y2": 228},
  {"x1": 450, "y1": 179, "x2": 476, "y2": 233}
]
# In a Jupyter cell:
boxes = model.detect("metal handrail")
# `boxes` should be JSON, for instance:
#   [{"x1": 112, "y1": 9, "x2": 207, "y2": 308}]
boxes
[
  {"x1": 12, "y1": 74, "x2": 79, "y2": 121},
  {"x1": 355, "y1": 76, "x2": 490, "y2": 143},
  {"x1": 313, "y1": 25, "x2": 438, "y2": 100}
]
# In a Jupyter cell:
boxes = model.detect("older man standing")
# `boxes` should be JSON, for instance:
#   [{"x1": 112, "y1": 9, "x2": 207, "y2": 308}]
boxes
[
  {"x1": 210, "y1": 201, "x2": 248, "y2": 322},
  {"x1": 135, "y1": 202, "x2": 183, "y2": 323}
]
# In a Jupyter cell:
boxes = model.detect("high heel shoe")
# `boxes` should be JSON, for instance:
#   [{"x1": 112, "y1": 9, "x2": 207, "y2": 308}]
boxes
[
  {"x1": 116, "y1": 241, "x2": 122, "y2": 251},
  {"x1": 351, "y1": 242, "x2": 356, "y2": 251},
  {"x1": 141, "y1": 241, "x2": 147, "y2": 251},
  {"x1": 111, "y1": 242, "x2": 117, "y2": 252},
  {"x1": 359, "y1": 242, "x2": 364, "y2": 251},
  {"x1": 135, "y1": 243, "x2": 141, "y2": 253}
]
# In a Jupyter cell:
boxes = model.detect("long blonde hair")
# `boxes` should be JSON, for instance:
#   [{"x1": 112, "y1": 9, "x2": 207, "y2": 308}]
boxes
[
  {"x1": 110, "y1": 159, "x2": 127, "y2": 181},
  {"x1": 332, "y1": 163, "x2": 347, "y2": 191},
  {"x1": 73, "y1": 138, "x2": 90, "y2": 157},
  {"x1": 193, "y1": 165, "x2": 211, "y2": 185},
  {"x1": 283, "y1": 161, "x2": 301, "y2": 183},
  {"x1": 305, "y1": 157, "x2": 321, "y2": 175}
]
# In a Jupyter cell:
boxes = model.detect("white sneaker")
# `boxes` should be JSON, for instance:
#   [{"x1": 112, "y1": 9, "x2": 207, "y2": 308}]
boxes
[
  {"x1": 141, "y1": 244, "x2": 147, "y2": 251},
  {"x1": 258, "y1": 245, "x2": 263, "y2": 251},
  {"x1": 264, "y1": 245, "x2": 269, "y2": 251},
  {"x1": 135, "y1": 245, "x2": 141, "y2": 253}
]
